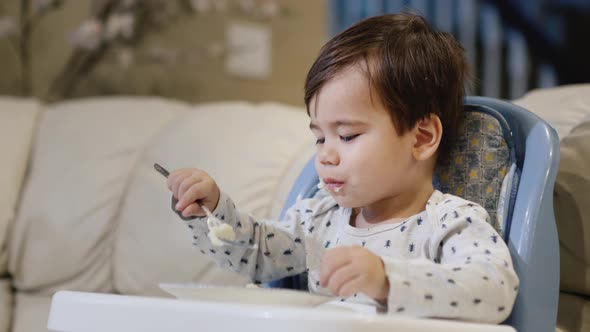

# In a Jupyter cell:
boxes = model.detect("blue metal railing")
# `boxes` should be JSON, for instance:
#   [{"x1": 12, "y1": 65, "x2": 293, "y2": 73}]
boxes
[{"x1": 328, "y1": 0, "x2": 566, "y2": 99}]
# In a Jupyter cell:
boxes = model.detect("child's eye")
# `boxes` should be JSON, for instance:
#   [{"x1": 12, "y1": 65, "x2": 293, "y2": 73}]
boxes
[
  {"x1": 315, "y1": 138, "x2": 325, "y2": 145},
  {"x1": 340, "y1": 134, "x2": 360, "y2": 142}
]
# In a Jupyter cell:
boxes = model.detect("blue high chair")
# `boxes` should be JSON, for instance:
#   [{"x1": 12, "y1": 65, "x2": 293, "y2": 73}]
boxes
[{"x1": 270, "y1": 96, "x2": 560, "y2": 332}]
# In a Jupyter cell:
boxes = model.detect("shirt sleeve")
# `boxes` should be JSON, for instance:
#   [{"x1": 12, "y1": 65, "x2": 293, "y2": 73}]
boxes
[
  {"x1": 382, "y1": 199, "x2": 520, "y2": 323},
  {"x1": 180, "y1": 192, "x2": 312, "y2": 284}
]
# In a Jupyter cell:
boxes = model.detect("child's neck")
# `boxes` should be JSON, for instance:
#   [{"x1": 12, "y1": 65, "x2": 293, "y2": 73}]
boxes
[{"x1": 350, "y1": 183, "x2": 434, "y2": 228}]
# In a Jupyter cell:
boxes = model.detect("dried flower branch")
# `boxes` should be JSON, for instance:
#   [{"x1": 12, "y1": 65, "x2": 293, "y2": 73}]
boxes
[{"x1": 0, "y1": 0, "x2": 285, "y2": 101}]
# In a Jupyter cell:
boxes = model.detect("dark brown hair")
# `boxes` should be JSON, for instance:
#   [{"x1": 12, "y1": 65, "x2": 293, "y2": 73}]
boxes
[{"x1": 304, "y1": 13, "x2": 471, "y2": 159}]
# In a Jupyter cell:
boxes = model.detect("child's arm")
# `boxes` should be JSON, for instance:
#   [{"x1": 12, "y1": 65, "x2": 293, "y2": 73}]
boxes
[
  {"x1": 383, "y1": 200, "x2": 519, "y2": 323},
  {"x1": 182, "y1": 192, "x2": 320, "y2": 284},
  {"x1": 164, "y1": 167, "x2": 311, "y2": 283}
]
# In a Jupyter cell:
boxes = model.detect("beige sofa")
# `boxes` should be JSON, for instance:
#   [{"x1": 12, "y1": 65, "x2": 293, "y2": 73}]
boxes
[
  {"x1": 1, "y1": 85, "x2": 589, "y2": 332},
  {"x1": 0, "y1": 97, "x2": 315, "y2": 332}
]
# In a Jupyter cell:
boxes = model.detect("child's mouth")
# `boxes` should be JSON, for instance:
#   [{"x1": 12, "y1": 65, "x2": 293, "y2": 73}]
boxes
[{"x1": 322, "y1": 178, "x2": 344, "y2": 193}]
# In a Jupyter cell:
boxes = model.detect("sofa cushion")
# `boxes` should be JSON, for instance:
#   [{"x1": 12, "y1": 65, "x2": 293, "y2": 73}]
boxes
[
  {"x1": 557, "y1": 292, "x2": 590, "y2": 332},
  {"x1": 113, "y1": 102, "x2": 314, "y2": 296},
  {"x1": 0, "y1": 98, "x2": 39, "y2": 277},
  {"x1": 8, "y1": 97, "x2": 188, "y2": 294},
  {"x1": 554, "y1": 121, "x2": 590, "y2": 296},
  {"x1": 11, "y1": 292, "x2": 51, "y2": 332},
  {"x1": 514, "y1": 83, "x2": 590, "y2": 139}
]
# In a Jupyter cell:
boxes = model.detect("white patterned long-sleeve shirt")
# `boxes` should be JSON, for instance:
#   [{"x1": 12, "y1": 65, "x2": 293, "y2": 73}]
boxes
[{"x1": 182, "y1": 190, "x2": 519, "y2": 323}]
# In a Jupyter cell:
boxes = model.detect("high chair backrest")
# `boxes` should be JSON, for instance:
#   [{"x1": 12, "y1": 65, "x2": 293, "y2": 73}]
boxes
[{"x1": 271, "y1": 96, "x2": 560, "y2": 332}]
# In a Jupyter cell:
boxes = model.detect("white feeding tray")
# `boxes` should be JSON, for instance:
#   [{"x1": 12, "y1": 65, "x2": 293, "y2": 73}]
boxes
[
  {"x1": 159, "y1": 283, "x2": 334, "y2": 307},
  {"x1": 48, "y1": 290, "x2": 516, "y2": 332}
]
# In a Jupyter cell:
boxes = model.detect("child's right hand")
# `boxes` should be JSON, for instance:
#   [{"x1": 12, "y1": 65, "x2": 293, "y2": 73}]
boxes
[{"x1": 167, "y1": 168, "x2": 220, "y2": 218}]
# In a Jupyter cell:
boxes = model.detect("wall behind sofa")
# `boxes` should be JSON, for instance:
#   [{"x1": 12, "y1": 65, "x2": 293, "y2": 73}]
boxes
[{"x1": 0, "y1": 0, "x2": 327, "y2": 107}]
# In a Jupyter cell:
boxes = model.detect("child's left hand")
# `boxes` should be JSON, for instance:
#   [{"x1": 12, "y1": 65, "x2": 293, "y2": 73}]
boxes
[{"x1": 319, "y1": 245, "x2": 389, "y2": 301}]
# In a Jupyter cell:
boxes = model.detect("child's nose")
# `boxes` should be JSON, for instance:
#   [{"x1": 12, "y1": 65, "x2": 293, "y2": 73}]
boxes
[{"x1": 318, "y1": 145, "x2": 340, "y2": 166}]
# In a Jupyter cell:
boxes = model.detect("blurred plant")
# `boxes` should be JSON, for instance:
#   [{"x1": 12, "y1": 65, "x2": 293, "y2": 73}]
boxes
[
  {"x1": 0, "y1": 0, "x2": 65, "y2": 96},
  {"x1": 0, "y1": 0, "x2": 286, "y2": 101}
]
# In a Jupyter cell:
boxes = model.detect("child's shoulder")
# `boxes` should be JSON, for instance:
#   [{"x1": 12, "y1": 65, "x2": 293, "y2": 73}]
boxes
[
  {"x1": 427, "y1": 191, "x2": 496, "y2": 236},
  {"x1": 430, "y1": 190, "x2": 488, "y2": 216}
]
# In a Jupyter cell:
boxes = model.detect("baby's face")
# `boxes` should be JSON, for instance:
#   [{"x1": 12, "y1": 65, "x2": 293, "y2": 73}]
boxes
[{"x1": 309, "y1": 66, "x2": 421, "y2": 210}]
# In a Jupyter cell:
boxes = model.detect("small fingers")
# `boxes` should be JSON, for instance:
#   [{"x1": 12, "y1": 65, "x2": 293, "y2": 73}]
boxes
[
  {"x1": 167, "y1": 169, "x2": 191, "y2": 196},
  {"x1": 179, "y1": 182, "x2": 207, "y2": 208},
  {"x1": 166, "y1": 168, "x2": 219, "y2": 218},
  {"x1": 168, "y1": 169, "x2": 205, "y2": 208},
  {"x1": 320, "y1": 247, "x2": 352, "y2": 287},
  {"x1": 336, "y1": 275, "x2": 363, "y2": 298},
  {"x1": 181, "y1": 202, "x2": 203, "y2": 218},
  {"x1": 177, "y1": 177, "x2": 201, "y2": 207},
  {"x1": 323, "y1": 264, "x2": 360, "y2": 297}
]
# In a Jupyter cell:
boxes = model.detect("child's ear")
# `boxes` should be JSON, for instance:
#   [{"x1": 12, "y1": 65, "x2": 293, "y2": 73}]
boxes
[{"x1": 412, "y1": 114, "x2": 442, "y2": 161}]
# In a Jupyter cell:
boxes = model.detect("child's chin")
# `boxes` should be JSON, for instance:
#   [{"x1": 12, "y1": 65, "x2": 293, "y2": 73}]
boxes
[{"x1": 331, "y1": 196, "x2": 356, "y2": 209}]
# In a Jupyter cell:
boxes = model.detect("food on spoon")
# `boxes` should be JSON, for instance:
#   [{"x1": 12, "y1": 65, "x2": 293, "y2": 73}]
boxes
[{"x1": 208, "y1": 223, "x2": 236, "y2": 246}]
